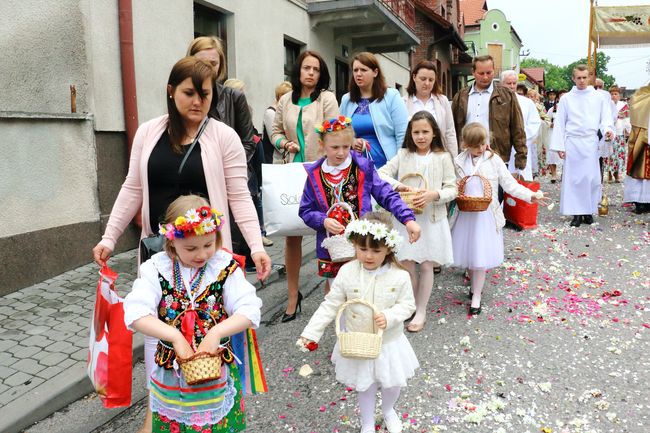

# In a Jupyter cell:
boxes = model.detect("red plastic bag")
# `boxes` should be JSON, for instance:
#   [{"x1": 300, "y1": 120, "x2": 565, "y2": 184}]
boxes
[
  {"x1": 87, "y1": 265, "x2": 132, "y2": 408},
  {"x1": 503, "y1": 179, "x2": 540, "y2": 229}
]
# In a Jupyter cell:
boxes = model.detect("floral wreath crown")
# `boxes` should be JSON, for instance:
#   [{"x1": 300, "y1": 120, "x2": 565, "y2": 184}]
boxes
[
  {"x1": 159, "y1": 206, "x2": 224, "y2": 240},
  {"x1": 315, "y1": 115, "x2": 353, "y2": 134},
  {"x1": 344, "y1": 219, "x2": 403, "y2": 252}
]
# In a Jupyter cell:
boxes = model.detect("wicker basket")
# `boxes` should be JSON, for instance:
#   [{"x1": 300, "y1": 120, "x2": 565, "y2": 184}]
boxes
[
  {"x1": 335, "y1": 299, "x2": 383, "y2": 359},
  {"x1": 398, "y1": 173, "x2": 427, "y2": 214},
  {"x1": 321, "y1": 202, "x2": 356, "y2": 262},
  {"x1": 172, "y1": 309, "x2": 223, "y2": 385},
  {"x1": 176, "y1": 350, "x2": 224, "y2": 385},
  {"x1": 456, "y1": 175, "x2": 492, "y2": 212}
]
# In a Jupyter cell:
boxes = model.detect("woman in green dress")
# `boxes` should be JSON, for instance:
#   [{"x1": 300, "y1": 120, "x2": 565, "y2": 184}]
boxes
[{"x1": 271, "y1": 50, "x2": 339, "y2": 322}]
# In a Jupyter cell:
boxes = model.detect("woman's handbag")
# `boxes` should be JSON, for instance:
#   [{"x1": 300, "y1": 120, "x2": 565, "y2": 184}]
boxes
[
  {"x1": 87, "y1": 265, "x2": 132, "y2": 408},
  {"x1": 261, "y1": 162, "x2": 313, "y2": 237},
  {"x1": 335, "y1": 299, "x2": 383, "y2": 359},
  {"x1": 139, "y1": 118, "x2": 209, "y2": 262}
]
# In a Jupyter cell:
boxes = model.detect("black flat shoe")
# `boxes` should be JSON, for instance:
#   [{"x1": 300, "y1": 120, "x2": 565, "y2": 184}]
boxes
[
  {"x1": 469, "y1": 306, "x2": 482, "y2": 315},
  {"x1": 582, "y1": 215, "x2": 594, "y2": 225},
  {"x1": 570, "y1": 215, "x2": 581, "y2": 227},
  {"x1": 434, "y1": 266, "x2": 442, "y2": 274},
  {"x1": 550, "y1": 179, "x2": 556, "y2": 184},
  {"x1": 281, "y1": 292, "x2": 303, "y2": 323}
]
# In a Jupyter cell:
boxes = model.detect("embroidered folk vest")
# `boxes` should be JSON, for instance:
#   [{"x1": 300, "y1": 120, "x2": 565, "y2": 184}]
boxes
[{"x1": 154, "y1": 259, "x2": 239, "y2": 369}]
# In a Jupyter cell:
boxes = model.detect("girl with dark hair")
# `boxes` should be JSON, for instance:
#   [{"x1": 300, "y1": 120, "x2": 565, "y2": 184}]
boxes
[
  {"x1": 379, "y1": 111, "x2": 457, "y2": 331},
  {"x1": 340, "y1": 52, "x2": 409, "y2": 169},
  {"x1": 404, "y1": 60, "x2": 458, "y2": 155},
  {"x1": 270, "y1": 50, "x2": 339, "y2": 322}
]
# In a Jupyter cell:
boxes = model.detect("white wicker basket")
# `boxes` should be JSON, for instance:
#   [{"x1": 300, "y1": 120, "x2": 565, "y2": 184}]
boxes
[
  {"x1": 321, "y1": 202, "x2": 356, "y2": 263},
  {"x1": 335, "y1": 299, "x2": 383, "y2": 359}
]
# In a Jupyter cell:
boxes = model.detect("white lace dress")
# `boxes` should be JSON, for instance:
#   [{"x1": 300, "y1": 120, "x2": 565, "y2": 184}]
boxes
[{"x1": 394, "y1": 152, "x2": 454, "y2": 265}]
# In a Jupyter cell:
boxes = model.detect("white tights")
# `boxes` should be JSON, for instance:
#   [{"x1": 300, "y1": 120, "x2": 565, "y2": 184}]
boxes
[
  {"x1": 402, "y1": 261, "x2": 434, "y2": 324},
  {"x1": 470, "y1": 269, "x2": 487, "y2": 308},
  {"x1": 358, "y1": 383, "x2": 401, "y2": 431}
]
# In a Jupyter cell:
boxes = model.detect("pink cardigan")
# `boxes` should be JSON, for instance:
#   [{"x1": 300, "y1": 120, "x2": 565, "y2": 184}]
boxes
[{"x1": 99, "y1": 115, "x2": 264, "y2": 255}]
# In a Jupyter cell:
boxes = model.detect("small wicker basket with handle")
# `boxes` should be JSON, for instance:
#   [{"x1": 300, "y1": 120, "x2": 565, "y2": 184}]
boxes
[
  {"x1": 176, "y1": 349, "x2": 224, "y2": 385},
  {"x1": 335, "y1": 299, "x2": 383, "y2": 359},
  {"x1": 398, "y1": 172, "x2": 427, "y2": 214},
  {"x1": 456, "y1": 174, "x2": 492, "y2": 212},
  {"x1": 173, "y1": 309, "x2": 223, "y2": 385},
  {"x1": 321, "y1": 202, "x2": 356, "y2": 262}
]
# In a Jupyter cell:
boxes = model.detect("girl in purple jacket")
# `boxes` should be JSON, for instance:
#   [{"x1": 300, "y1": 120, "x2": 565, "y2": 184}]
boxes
[{"x1": 299, "y1": 116, "x2": 421, "y2": 290}]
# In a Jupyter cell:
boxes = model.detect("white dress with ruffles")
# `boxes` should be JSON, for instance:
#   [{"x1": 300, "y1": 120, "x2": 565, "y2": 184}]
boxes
[{"x1": 301, "y1": 261, "x2": 419, "y2": 392}]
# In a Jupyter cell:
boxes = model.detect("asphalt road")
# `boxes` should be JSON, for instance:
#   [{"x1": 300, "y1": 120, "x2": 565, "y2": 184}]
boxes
[{"x1": 25, "y1": 181, "x2": 650, "y2": 433}]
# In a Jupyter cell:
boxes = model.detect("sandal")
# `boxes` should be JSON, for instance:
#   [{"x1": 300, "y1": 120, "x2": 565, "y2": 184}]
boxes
[{"x1": 406, "y1": 321, "x2": 425, "y2": 333}]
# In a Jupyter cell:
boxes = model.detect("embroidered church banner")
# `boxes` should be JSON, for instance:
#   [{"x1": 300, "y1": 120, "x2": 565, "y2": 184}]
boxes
[{"x1": 591, "y1": 6, "x2": 650, "y2": 47}]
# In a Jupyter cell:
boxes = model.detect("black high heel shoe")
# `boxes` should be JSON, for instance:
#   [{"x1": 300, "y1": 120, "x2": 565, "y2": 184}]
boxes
[{"x1": 281, "y1": 292, "x2": 303, "y2": 323}]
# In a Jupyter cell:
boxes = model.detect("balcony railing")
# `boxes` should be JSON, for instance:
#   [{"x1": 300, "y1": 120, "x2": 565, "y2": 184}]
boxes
[{"x1": 380, "y1": 0, "x2": 415, "y2": 31}]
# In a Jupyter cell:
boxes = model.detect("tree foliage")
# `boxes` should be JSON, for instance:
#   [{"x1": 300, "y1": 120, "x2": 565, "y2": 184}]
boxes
[
  {"x1": 564, "y1": 52, "x2": 616, "y2": 89},
  {"x1": 521, "y1": 52, "x2": 616, "y2": 90}
]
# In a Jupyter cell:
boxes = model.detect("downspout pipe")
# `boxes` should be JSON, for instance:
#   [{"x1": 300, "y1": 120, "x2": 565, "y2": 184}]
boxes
[
  {"x1": 118, "y1": 0, "x2": 141, "y2": 227},
  {"x1": 118, "y1": 0, "x2": 138, "y2": 153}
]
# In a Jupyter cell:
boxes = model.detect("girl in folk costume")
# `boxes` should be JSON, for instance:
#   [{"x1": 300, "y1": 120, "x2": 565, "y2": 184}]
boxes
[
  {"x1": 453, "y1": 124, "x2": 548, "y2": 315},
  {"x1": 299, "y1": 116, "x2": 421, "y2": 289},
  {"x1": 298, "y1": 213, "x2": 419, "y2": 433},
  {"x1": 605, "y1": 85, "x2": 632, "y2": 182},
  {"x1": 124, "y1": 195, "x2": 266, "y2": 433},
  {"x1": 378, "y1": 111, "x2": 457, "y2": 332}
]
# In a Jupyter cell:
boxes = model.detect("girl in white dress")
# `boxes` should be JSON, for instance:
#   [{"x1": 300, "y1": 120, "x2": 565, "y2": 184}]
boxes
[
  {"x1": 453, "y1": 123, "x2": 548, "y2": 315},
  {"x1": 379, "y1": 111, "x2": 457, "y2": 331},
  {"x1": 297, "y1": 213, "x2": 418, "y2": 433},
  {"x1": 546, "y1": 89, "x2": 568, "y2": 182}
]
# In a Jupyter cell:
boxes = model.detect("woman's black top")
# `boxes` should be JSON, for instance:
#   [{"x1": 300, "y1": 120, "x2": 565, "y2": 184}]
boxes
[{"x1": 147, "y1": 131, "x2": 209, "y2": 233}]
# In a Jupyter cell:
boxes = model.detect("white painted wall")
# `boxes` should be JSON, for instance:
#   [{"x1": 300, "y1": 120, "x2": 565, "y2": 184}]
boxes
[
  {"x1": 86, "y1": 0, "x2": 124, "y2": 132},
  {"x1": 379, "y1": 52, "x2": 411, "y2": 93},
  {"x1": 0, "y1": 0, "x2": 90, "y2": 114},
  {"x1": 205, "y1": 0, "x2": 313, "y2": 129},
  {"x1": 0, "y1": 118, "x2": 97, "y2": 237},
  {"x1": 132, "y1": 0, "x2": 194, "y2": 124}
]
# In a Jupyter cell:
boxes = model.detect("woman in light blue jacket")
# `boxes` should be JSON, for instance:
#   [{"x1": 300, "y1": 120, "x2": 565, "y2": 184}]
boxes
[{"x1": 339, "y1": 52, "x2": 409, "y2": 168}]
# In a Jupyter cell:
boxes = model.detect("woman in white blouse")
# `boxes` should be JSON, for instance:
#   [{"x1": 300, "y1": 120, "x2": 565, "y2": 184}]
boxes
[{"x1": 403, "y1": 60, "x2": 458, "y2": 156}]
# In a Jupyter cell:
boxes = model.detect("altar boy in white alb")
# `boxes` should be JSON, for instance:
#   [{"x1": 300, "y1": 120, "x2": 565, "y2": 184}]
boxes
[{"x1": 550, "y1": 64, "x2": 614, "y2": 227}]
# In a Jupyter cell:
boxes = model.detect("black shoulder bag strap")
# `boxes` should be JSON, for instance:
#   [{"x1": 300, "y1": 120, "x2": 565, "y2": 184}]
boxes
[{"x1": 178, "y1": 116, "x2": 209, "y2": 175}]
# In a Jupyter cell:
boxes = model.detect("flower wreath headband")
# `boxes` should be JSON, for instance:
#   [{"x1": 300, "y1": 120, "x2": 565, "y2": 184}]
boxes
[
  {"x1": 315, "y1": 115, "x2": 353, "y2": 134},
  {"x1": 344, "y1": 219, "x2": 403, "y2": 252},
  {"x1": 159, "y1": 206, "x2": 224, "y2": 240}
]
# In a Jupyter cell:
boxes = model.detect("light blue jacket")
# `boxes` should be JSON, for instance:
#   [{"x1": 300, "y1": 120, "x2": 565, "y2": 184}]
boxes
[{"x1": 339, "y1": 88, "x2": 409, "y2": 162}]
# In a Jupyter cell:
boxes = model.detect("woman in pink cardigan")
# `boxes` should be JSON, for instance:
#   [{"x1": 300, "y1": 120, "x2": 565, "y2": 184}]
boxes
[{"x1": 92, "y1": 57, "x2": 271, "y2": 433}]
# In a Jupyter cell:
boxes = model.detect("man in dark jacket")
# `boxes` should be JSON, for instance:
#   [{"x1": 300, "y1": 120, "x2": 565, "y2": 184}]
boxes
[{"x1": 452, "y1": 55, "x2": 527, "y2": 170}]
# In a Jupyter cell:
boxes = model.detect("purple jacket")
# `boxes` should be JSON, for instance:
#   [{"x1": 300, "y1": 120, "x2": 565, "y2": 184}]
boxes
[{"x1": 299, "y1": 152, "x2": 415, "y2": 260}]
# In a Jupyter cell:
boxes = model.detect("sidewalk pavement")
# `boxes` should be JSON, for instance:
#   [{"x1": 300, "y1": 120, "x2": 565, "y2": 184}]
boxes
[{"x1": 0, "y1": 236, "x2": 316, "y2": 433}]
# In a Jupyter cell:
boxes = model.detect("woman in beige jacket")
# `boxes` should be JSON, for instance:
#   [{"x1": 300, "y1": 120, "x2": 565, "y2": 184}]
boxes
[{"x1": 270, "y1": 50, "x2": 339, "y2": 322}]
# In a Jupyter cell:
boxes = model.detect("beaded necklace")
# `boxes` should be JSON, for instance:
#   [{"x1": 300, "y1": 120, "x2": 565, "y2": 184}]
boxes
[
  {"x1": 172, "y1": 259, "x2": 206, "y2": 306},
  {"x1": 323, "y1": 166, "x2": 351, "y2": 203}
]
